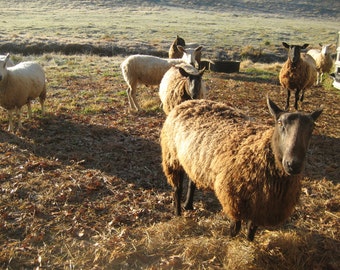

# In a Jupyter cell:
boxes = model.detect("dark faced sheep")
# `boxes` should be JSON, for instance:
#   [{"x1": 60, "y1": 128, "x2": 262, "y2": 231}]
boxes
[
  {"x1": 160, "y1": 98, "x2": 322, "y2": 241},
  {"x1": 168, "y1": 35, "x2": 186, "y2": 59},
  {"x1": 279, "y1": 42, "x2": 317, "y2": 110},
  {"x1": 159, "y1": 63, "x2": 206, "y2": 115}
]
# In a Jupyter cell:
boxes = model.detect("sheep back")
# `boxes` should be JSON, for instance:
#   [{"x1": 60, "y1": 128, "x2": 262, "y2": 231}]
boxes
[
  {"x1": 0, "y1": 61, "x2": 46, "y2": 110},
  {"x1": 161, "y1": 99, "x2": 301, "y2": 227},
  {"x1": 121, "y1": 55, "x2": 185, "y2": 87}
]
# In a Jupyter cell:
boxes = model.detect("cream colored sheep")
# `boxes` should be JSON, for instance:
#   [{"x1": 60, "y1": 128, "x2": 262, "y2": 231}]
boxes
[
  {"x1": 159, "y1": 63, "x2": 206, "y2": 115},
  {"x1": 121, "y1": 47, "x2": 202, "y2": 111},
  {"x1": 279, "y1": 42, "x2": 317, "y2": 110},
  {"x1": 307, "y1": 44, "x2": 334, "y2": 85},
  {"x1": 0, "y1": 54, "x2": 46, "y2": 131},
  {"x1": 160, "y1": 98, "x2": 322, "y2": 241}
]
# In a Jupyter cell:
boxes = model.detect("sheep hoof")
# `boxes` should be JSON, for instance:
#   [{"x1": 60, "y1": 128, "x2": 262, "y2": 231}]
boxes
[
  {"x1": 247, "y1": 221, "x2": 258, "y2": 241},
  {"x1": 230, "y1": 220, "x2": 241, "y2": 237},
  {"x1": 183, "y1": 203, "x2": 194, "y2": 211}
]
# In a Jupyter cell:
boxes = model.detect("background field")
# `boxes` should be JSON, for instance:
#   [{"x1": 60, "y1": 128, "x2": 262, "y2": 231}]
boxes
[
  {"x1": 0, "y1": 1, "x2": 339, "y2": 269},
  {"x1": 0, "y1": 0, "x2": 339, "y2": 58}
]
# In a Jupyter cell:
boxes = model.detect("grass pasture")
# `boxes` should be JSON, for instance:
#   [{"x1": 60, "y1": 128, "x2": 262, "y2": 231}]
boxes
[{"x1": 0, "y1": 1, "x2": 339, "y2": 269}]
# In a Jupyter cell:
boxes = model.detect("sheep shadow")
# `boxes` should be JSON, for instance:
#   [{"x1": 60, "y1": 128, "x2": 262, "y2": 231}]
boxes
[{"x1": 0, "y1": 112, "x2": 169, "y2": 192}]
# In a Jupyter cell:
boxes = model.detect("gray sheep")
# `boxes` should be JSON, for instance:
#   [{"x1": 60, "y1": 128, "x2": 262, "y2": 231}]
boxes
[
  {"x1": 160, "y1": 98, "x2": 322, "y2": 241},
  {"x1": 279, "y1": 42, "x2": 317, "y2": 110},
  {"x1": 0, "y1": 54, "x2": 46, "y2": 131},
  {"x1": 159, "y1": 63, "x2": 206, "y2": 115}
]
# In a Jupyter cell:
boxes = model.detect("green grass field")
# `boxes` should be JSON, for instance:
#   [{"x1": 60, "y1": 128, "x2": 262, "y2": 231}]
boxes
[{"x1": 0, "y1": 0, "x2": 338, "y2": 57}]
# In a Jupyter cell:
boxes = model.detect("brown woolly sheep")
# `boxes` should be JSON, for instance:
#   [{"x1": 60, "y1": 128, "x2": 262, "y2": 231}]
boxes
[
  {"x1": 279, "y1": 42, "x2": 317, "y2": 110},
  {"x1": 160, "y1": 98, "x2": 322, "y2": 241},
  {"x1": 159, "y1": 63, "x2": 206, "y2": 115},
  {"x1": 307, "y1": 43, "x2": 334, "y2": 85},
  {"x1": 168, "y1": 35, "x2": 186, "y2": 59}
]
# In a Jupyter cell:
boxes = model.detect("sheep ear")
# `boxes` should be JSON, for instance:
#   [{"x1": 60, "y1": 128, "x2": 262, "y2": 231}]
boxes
[
  {"x1": 301, "y1": 44, "x2": 309, "y2": 49},
  {"x1": 199, "y1": 67, "x2": 206, "y2": 76},
  {"x1": 178, "y1": 67, "x2": 190, "y2": 77},
  {"x1": 177, "y1": 45, "x2": 185, "y2": 53},
  {"x1": 5, "y1": 53, "x2": 10, "y2": 65},
  {"x1": 282, "y1": 42, "x2": 289, "y2": 49},
  {"x1": 195, "y1": 46, "x2": 203, "y2": 52},
  {"x1": 267, "y1": 97, "x2": 283, "y2": 120},
  {"x1": 310, "y1": 108, "x2": 323, "y2": 122}
]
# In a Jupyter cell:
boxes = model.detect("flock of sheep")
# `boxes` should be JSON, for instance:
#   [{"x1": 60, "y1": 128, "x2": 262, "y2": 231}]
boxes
[{"x1": 0, "y1": 35, "x2": 333, "y2": 240}]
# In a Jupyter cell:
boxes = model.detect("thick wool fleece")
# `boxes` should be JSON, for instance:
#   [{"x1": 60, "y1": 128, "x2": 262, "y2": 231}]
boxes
[
  {"x1": 279, "y1": 53, "x2": 316, "y2": 91},
  {"x1": 159, "y1": 64, "x2": 205, "y2": 115},
  {"x1": 161, "y1": 99, "x2": 301, "y2": 227},
  {"x1": 0, "y1": 61, "x2": 46, "y2": 110}
]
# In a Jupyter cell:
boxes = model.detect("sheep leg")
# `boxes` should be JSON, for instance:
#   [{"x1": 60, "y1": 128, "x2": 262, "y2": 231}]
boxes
[
  {"x1": 27, "y1": 101, "x2": 32, "y2": 118},
  {"x1": 16, "y1": 108, "x2": 23, "y2": 130},
  {"x1": 285, "y1": 89, "x2": 291, "y2": 111},
  {"x1": 230, "y1": 220, "x2": 241, "y2": 237},
  {"x1": 183, "y1": 179, "x2": 196, "y2": 210},
  {"x1": 173, "y1": 170, "x2": 185, "y2": 216},
  {"x1": 300, "y1": 89, "x2": 305, "y2": 102},
  {"x1": 294, "y1": 90, "x2": 300, "y2": 110},
  {"x1": 39, "y1": 87, "x2": 46, "y2": 114},
  {"x1": 7, "y1": 110, "x2": 15, "y2": 132},
  {"x1": 126, "y1": 87, "x2": 135, "y2": 110},
  {"x1": 131, "y1": 87, "x2": 141, "y2": 111},
  {"x1": 126, "y1": 87, "x2": 139, "y2": 111},
  {"x1": 317, "y1": 72, "x2": 321, "y2": 85},
  {"x1": 246, "y1": 221, "x2": 258, "y2": 241}
]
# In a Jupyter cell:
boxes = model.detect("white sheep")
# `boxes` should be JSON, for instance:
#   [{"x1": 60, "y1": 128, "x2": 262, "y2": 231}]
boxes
[
  {"x1": 279, "y1": 42, "x2": 317, "y2": 110},
  {"x1": 0, "y1": 54, "x2": 46, "y2": 131},
  {"x1": 159, "y1": 63, "x2": 206, "y2": 115},
  {"x1": 121, "y1": 46, "x2": 203, "y2": 111},
  {"x1": 160, "y1": 98, "x2": 322, "y2": 241},
  {"x1": 307, "y1": 43, "x2": 334, "y2": 85}
]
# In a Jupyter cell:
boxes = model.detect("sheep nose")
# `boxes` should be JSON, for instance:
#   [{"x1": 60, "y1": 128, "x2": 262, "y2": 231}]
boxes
[{"x1": 284, "y1": 159, "x2": 302, "y2": 175}]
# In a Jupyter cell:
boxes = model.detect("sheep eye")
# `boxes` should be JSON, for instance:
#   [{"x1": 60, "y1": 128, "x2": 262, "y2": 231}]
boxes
[{"x1": 277, "y1": 120, "x2": 284, "y2": 127}]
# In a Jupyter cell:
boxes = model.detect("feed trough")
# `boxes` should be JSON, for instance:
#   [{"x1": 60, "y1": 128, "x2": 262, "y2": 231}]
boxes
[{"x1": 199, "y1": 59, "x2": 240, "y2": 73}]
